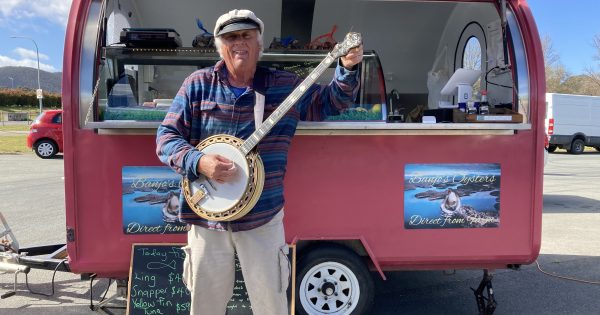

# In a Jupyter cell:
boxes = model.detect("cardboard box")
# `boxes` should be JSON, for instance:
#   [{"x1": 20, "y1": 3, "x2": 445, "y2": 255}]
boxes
[
  {"x1": 453, "y1": 109, "x2": 466, "y2": 123},
  {"x1": 453, "y1": 108, "x2": 523, "y2": 123}
]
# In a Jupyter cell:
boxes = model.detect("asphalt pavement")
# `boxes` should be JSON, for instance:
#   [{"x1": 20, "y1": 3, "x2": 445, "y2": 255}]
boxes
[{"x1": 0, "y1": 152, "x2": 599, "y2": 314}]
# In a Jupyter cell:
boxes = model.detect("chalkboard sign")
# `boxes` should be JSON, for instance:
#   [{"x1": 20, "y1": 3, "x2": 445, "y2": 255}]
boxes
[
  {"x1": 127, "y1": 244, "x2": 190, "y2": 315},
  {"x1": 127, "y1": 243, "x2": 295, "y2": 315}
]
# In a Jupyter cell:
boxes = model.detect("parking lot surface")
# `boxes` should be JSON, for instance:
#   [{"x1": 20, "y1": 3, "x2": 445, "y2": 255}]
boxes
[{"x1": 0, "y1": 152, "x2": 599, "y2": 314}]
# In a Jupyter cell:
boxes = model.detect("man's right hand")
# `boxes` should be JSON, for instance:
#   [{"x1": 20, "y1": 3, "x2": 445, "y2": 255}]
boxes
[{"x1": 197, "y1": 154, "x2": 237, "y2": 183}]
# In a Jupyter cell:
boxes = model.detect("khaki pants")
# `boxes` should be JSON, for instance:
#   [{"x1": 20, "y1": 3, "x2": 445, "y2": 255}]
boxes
[{"x1": 182, "y1": 210, "x2": 290, "y2": 315}]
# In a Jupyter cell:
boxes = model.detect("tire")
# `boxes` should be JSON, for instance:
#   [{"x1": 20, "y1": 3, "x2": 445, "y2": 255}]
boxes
[
  {"x1": 296, "y1": 244, "x2": 374, "y2": 315},
  {"x1": 595, "y1": 146, "x2": 600, "y2": 152},
  {"x1": 547, "y1": 145, "x2": 557, "y2": 153},
  {"x1": 34, "y1": 139, "x2": 58, "y2": 159},
  {"x1": 570, "y1": 139, "x2": 585, "y2": 155}
]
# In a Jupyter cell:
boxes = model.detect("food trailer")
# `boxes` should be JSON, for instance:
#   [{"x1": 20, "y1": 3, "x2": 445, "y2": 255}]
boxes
[{"x1": 58, "y1": 0, "x2": 545, "y2": 313}]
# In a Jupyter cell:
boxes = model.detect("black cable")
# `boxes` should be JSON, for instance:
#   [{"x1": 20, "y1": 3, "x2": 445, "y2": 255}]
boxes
[
  {"x1": 24, "y1": 259, "x2": 67, "y2": 297},
  {"x1": 89, "y1": 274, "x2": 113, "y2": 311},
  {"x1": 485, "y1": 66, "x2": 513, "y2": 89},
  {"x1": 89, "y1": 274, "x2": 97, "y2": 310},
  {"x1": 100, "y1": 278, "x2": 112, "y2": 302}
]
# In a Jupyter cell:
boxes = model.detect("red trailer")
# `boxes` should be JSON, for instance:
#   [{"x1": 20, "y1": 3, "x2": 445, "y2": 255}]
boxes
[{"x1": 58, "y1": 0, "x2": 544, "y2": 313}]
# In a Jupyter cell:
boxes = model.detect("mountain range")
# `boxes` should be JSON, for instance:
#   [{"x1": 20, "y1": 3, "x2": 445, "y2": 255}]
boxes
[{"x1": 0, "y1": 66, "x2": 62, "y2": 94}]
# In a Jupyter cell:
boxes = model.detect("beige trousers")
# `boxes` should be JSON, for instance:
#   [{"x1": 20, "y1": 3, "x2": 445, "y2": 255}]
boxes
[{"x1": 182, "y1": 210, "x2": 290, "y2": 315}]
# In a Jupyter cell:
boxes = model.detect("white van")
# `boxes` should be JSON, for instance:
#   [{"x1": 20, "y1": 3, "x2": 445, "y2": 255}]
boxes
[{"x1": 546, "y1": 93, "x2": 600, "y2": 154}]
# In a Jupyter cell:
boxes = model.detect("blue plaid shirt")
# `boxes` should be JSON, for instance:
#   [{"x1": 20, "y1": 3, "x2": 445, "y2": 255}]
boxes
[{"x1": 156, "y1": 60, "x2": 359, "y2": 231}]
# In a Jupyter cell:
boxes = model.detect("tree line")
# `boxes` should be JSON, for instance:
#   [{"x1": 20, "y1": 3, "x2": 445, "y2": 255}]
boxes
[
  {"x1": 544, "y1": 34, "x2": 600, "y2": 95},
  {"x1": 0, "y1": 88, "x2": 61, "y2": 108}
]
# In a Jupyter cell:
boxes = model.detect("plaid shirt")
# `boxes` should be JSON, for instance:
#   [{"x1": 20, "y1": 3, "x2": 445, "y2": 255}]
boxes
[{"x1": 156, "y1": 60, "x2": 359, "y2": 231}]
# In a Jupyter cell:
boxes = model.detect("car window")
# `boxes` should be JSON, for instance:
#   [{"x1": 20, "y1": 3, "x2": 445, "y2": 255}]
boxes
[{"x1": 52, "y1": 113, "x2": 62, "y2": 124}]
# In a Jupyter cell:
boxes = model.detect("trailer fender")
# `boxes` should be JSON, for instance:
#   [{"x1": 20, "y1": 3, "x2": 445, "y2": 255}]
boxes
[{"x1": 291, "y1": 236, "x2": 385, "y2": 281}]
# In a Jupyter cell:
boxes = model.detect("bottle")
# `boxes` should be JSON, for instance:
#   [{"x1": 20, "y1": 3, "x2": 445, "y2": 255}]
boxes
[
  {"x1": 466, "y1": 93, "x2": 477, "y2": 114},
  {"x1": 467, "y1": 102, "x2": 477, "y2": 114},
  {"x1": 479, "y1": 90, "x2": 490, "y2": 115}
]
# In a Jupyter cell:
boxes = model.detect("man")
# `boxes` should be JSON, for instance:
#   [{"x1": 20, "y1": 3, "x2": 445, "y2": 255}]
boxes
[{"x1": 156, "y1": 9, "x2": 363, "y2": 315}]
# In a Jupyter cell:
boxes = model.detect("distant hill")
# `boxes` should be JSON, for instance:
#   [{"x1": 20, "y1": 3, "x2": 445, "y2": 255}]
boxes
[{"x1": 0, "y1": 66, "x2": 61, "y2": 94}]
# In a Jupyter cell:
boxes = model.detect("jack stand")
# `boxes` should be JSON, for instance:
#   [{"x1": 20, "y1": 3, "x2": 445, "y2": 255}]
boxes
[
  {"x1": 0, "y1": 211, "x2": 29, "y2": 299},
  {"x1": 0, "y1": 262, "x2": 30, "y2": 299},
  {"x1": 91, "y1": 278, "x2": 128, "y2": 315},
  {"x1": 471, "y1": 269, "x2": 497, "y2": 315}
]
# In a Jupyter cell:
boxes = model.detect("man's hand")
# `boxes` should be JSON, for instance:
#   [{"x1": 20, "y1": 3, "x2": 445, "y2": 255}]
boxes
[
  {"x1": 340, "y1": 44, "x2": 364, "y2": 70},
  {"x1": 197, "y1": 154, "x2": 237, "y2": 183}
]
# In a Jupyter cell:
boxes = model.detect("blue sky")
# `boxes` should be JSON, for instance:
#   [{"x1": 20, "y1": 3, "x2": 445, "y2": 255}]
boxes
[
  {"x1": 0, "y1": 0, "x2": 598, "y2": 75},
  {"x1": 0, "y1": 0, "x2": 72, "y2": 72},
  {"x1": 528, "y1": 0, "x2": 600, "y2": 74}
]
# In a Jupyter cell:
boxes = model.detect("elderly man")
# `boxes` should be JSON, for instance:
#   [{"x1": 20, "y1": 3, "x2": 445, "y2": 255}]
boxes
[{"x1": 156, "y1": 9, "x2": 363, "y2": 315}]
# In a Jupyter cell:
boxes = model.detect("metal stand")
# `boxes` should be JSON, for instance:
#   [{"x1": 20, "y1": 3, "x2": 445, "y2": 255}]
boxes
[
  {"x1": 91, "y1": 278, "x2": 128, "y2": 315},
  {"x1": 0, "y1": 211, "x2": 29, "y2": 299},
  {"x1": 0, "y1": 264, "x2": 30, "y2": 299},
  {"x1": 472, "y1": 269, "x2": 497, "y2": 315}
]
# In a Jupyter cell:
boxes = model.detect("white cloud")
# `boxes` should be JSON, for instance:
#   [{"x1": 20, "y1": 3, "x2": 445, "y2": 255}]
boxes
[
  {"x1": 13, "y1": 47, "x2": 50, "y2": 61},
  {"x1": 0, "y1": 54, "x2": 58, "y2": 72},
  {"x1": 0, "y1": 0, "x2": 73, "y2": 27}
]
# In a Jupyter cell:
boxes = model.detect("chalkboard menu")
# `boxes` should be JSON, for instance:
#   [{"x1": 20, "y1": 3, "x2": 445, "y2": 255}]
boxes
[
  {"x1": 127, "y1": 244, "x2": 190, "y2": 315},
  {"x1": 127, "y1": 243, "x2": 295, "y2": 315}
]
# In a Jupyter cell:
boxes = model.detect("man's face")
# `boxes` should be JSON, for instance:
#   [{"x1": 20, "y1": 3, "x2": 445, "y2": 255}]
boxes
[{"x1": 220, "y1": 29, "x2": 260, "y2": 73}]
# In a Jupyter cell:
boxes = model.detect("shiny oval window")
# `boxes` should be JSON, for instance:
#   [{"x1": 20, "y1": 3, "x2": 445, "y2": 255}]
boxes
[{"x1": 463, "y1": 36, "x2": 482, "y2": 70}]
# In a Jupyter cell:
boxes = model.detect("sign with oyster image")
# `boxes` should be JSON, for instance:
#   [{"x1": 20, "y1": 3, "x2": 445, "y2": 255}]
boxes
[
  {"x1": 122, "y1": 166, "x2": 187, "y2": 234},
  {"x1": 404, "y1": 164, "x2": 500, "y2": 229}
]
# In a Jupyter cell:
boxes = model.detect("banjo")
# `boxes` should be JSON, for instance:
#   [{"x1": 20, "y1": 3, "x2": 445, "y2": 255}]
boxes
[{"x1": 182, "y1": 32, "x2": 363, "y2": 221}]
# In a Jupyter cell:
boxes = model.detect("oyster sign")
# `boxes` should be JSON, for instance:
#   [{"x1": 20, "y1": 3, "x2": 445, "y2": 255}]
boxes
[
  {"x1": 122, "y1": 166, "x2": 187, "y2": 234},
  {"x1": 404, "y1": 164, "x2": 500, "y2": 229}
]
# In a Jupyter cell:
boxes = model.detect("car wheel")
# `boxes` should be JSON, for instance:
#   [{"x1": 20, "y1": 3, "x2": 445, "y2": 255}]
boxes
[
  {"x1": 570, "y1": 139, "x2": 585, "y2": 155},
  {"x1": 34, "y1": 139, "x2": 58, "y2": 159},
  {"x1": 547, "y1": 145, "x2": 557, "y2": 153},
  {"x1": 296, "y1": 244, "x2": 374, "y2": 315},
  {"x1": 595, "y1": 146, "x2": 600, "y2": 152}
]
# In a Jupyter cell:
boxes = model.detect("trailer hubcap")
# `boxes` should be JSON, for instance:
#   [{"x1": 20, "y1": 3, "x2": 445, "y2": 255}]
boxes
[
  {"x1": 300, "y1": 262, "x2": 360, "y2": 314},
  {"x1": 321, "y1": 281, "x2": 336, "y2": 296}
]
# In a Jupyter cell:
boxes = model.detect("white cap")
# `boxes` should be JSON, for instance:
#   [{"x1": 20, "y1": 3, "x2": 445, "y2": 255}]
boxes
[{"x1": 214, "y1": 9, "x2": 264, "y2": 37}]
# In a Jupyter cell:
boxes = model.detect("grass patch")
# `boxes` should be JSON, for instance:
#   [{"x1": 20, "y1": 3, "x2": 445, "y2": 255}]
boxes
[
  {"x1": 0, "y1": 124, "x2": 30, "y2": 132},
  {"x1": 0, "y1": 135, "x2": 30, "y2": 154},
  {"x1": 0, "y1": 105, "x2": 39, "y2": 112}
]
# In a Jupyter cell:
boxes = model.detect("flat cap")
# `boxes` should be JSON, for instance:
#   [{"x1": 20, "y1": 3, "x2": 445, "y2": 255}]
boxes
[{"x1": 214, "y1": 9, "x2": 264, "y2": 37}]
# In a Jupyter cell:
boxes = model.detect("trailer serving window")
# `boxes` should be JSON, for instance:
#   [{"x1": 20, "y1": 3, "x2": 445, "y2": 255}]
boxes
[
  {"x1": 79, "y1": 0, "x2": 531, "y2": 134},
  {"x1": 93, "y1": 48, "x2": 386, "y2": 123}
]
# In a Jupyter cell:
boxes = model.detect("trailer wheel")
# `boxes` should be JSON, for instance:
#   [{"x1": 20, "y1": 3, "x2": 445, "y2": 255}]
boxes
[
  {"x1": 547, "y1": 145, "x2": 557, "y2": 153},
  {"x1": 570, "y1": 139, "x2": 585, "y2": 155},
  {"x1": 296, "y1": 244, "x2": 374, "y2": 315}
]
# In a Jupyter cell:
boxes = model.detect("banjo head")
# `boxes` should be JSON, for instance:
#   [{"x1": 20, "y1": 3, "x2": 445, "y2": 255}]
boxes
[{"x1": 183, "y1": 135, "x2": 264, "y2": 221}]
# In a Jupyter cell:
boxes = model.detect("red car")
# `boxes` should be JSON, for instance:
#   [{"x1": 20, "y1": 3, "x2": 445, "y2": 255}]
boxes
[{"x1": 26, "y1": 109, "x2": 63, "y2": 158}]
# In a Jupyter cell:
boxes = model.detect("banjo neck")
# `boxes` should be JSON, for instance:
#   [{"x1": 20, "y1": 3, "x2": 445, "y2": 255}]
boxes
[
  {"x1": 239, "y1": 32, "x2": 362, "y2": 156},
  {"x1": 239, "y1": 53, "x2": 337, "y2": 156}
]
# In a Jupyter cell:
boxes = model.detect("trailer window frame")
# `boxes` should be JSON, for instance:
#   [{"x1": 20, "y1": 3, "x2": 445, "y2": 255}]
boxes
[{"x1": 77, "y1": 0, "x2": 532, "y2": 135}]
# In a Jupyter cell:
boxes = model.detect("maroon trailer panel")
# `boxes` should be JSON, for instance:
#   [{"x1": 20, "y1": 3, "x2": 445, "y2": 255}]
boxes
[{"x1": 62, "y1": 0, "x2": 544, "y2": 286}]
